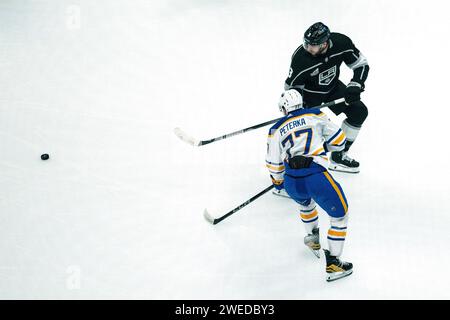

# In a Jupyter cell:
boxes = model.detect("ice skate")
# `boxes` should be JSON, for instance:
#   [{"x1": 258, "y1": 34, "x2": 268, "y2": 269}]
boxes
[
  {"x1": 329, "y1": 151, "x2": 360, "y2": 174},
  {"x1": 324, "y1": 249, "x2": 353, "y2": 282},
  {"x1": 272, "y1": 188, "x2": 290, "y2": 198},
  {"x1": 304, "y1": 228, "x2": 321, "y2": 258}
]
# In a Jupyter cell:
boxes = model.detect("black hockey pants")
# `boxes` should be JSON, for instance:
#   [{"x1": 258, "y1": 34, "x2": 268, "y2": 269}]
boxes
[{"x1": 303, "y1": 81, "x2": 368, "y2": 128}]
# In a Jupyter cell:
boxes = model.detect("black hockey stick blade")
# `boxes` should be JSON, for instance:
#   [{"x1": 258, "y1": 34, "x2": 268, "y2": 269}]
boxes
[{"x1": 203, "y1": 185, "x2": 275, "y2": 225}]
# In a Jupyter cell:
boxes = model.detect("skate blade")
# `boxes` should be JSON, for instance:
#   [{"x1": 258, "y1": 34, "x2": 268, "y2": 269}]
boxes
[
  {"x1": 272, "y1": 190, "x2": 291, "y2": 198},
  {"x1": 328, "y1": 164, "x2": 360, "y2": 174},
  {"x1": 305, "y1": 242, "x2": 321, "y2": 258},
  {"x1": 308, "y1": 248, "x2": 320, "y2": 259},
  {"x1": 326, "y1": 269, "x2": 353, "y2": 282}
]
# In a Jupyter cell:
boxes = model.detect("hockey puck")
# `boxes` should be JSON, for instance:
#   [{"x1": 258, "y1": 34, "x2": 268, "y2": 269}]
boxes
[{"x1": 41, "y1": 154, "x2": 50, "y2": 160}]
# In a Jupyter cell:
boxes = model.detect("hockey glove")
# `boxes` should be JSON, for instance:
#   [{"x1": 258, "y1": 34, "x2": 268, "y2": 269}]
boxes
[
  {"x1": 288, "y1": 155, "x2": 313, "y2": 169},
  {"x1": 270, "y1": 175, "x2": 284, "y2": 190},
  {"x1": 345, "y1": 81, "x2": 364, "y2": 104}
]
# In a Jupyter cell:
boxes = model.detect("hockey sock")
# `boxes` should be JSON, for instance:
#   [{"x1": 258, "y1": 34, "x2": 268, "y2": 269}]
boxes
[
  {"x1": 299, "y1": 201, "x2": 319, "y2": 234},
  {"x1": 343, "y1": 140, "x2": 353, "y2": 152},
  {"x1": 327, "y1": 214, "x2": 349, "y2": 257}
]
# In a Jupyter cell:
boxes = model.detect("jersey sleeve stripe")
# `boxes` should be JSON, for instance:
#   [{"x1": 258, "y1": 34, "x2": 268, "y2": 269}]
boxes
[
  {"x1": 312, "y1": 147, "x2": 325, "y2": 156},
  {"x1": 326, "y1": 129, "x2": 342, "y2": 144},
  {"x1": 331, "y1": 133, "x2": 346, "y2": 145},
  {"x1": 332, "y1": 140, "x2": 346, "y2": 148},
  {"x1": 266, "y1": 164, "x2": 285, "y2": 171},
  {"x1": 347, "y1": 53, "x2": 368, "y2": 70},
  {"x1": 266, "y1": 160, "x2": 284, "y2": 166},
  {"x1": 289, "y1": 62, "x2": 323, "y2": 86},
  {"x1": 328, "y1": 49, "x2": 354, "y2": 59}
]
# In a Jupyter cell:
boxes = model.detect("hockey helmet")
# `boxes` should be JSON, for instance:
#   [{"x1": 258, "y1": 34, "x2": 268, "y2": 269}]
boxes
[
  {"x1": 278, "y1": 89, "x2": 303, "y2": 114},
  {"x1": 304, "y1": 22, "x2": 330, "y2": 46}
]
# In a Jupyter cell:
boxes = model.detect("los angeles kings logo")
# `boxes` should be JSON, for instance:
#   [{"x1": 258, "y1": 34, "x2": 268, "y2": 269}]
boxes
[{"x1": 318, "y1": 65, "x2": 336, "y2": 86}]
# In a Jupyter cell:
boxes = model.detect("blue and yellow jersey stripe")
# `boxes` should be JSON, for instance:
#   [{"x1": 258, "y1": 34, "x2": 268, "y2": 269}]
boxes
[
  {"x1": 327, "y1": 129, "x2": 346, "y2": 146},
  {"x1": 266, "y1": 160, "x2": 285, "y2": 173},
  {"x1": 323, "y1": 171, "x2": 348, "y2": 214},
  {"x1": 266, "y1": 164, "x2": 285, "y2": 172},
  {"x1": 331, "y1": 132, "x2": 346, "y2": 146},
  {"x1": 326, "y1": 129, "x2": 342, "y2": 143},
  {"x1": 311, "y1": 147, "x2": 324, "y2": 156}
]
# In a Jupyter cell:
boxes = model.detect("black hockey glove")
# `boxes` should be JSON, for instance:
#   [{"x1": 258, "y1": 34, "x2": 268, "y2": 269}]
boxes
[
  {"x1": 345, "y1": 81, "x2": 364, "y2": 104},
  {"x1": 288, "y1": 155, "x2": 313, "y2": 169}
]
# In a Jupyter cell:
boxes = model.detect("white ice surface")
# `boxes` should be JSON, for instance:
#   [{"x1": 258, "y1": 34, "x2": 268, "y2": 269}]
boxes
[{"x1": 0, "y1": 0, "x2": 449, "y2": 299}]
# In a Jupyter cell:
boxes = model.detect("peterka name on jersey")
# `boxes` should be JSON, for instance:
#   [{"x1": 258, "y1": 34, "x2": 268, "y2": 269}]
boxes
[{"x1": 279, "y1": 117, "x2": 307, "y2": 136}]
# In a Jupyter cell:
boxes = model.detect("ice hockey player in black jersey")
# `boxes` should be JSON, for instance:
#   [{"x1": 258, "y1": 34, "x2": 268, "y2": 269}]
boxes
[{"x1": 284, "y1": 22, "x2": 369, "y2": 174}]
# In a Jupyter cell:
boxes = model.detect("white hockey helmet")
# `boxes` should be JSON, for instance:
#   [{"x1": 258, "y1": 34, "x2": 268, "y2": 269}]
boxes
[{"x1": 278, "y1": 89, "x2": 303, "y2": 114}]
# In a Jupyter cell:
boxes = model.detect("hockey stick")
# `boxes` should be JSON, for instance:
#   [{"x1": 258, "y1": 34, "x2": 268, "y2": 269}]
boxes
[
  {"x1": 203, "y1": 184, "x2": 275, "y2": 225},
  {"x1": 174, "y1": 98, "x2": 345, "y2": 146},
  {"x1": 174, "y1": 117, "x2": 283, "y2": 147}
]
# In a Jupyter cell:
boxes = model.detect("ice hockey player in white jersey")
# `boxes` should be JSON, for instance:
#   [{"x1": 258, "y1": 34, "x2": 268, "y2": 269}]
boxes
[{"x1": 266, "y1": 89, "x2": 353, "y2": 282}]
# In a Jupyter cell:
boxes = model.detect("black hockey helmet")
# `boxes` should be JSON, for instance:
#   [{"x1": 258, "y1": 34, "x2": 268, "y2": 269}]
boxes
[{"x1": 304, "y1": 22, "x2": 330, "y2": 46}]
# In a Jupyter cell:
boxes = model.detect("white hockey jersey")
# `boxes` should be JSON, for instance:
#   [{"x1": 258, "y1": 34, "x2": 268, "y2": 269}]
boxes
[{"x1": 266, "y1": 108, "x2": 346, "y2": 184}]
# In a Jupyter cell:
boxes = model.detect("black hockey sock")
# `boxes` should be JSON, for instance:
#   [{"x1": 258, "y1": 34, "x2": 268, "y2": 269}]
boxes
[{"x1": 344, "y1": 140, "x2": 353, "y2": 152}]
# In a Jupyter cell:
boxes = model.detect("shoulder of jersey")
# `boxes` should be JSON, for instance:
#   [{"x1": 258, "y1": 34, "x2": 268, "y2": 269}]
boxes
[
  {"x1": 292, "y1": 108, "x2": 324, "y2": 117},
  {"x1": 269, "y1": 115, "x2": 290, "y2": 134},
  {"x1": 290, "y1": 45, "x2": 316, "y2": 72},
  {"x1": 329, "y1": 32, "x2": 353, "y2": 49},
  {"x1": 269, "y1": 108, "x2": 325, "y2": 133},
  {"x1": 291, "y1": 44, "x2": 306, "y2": 60}
]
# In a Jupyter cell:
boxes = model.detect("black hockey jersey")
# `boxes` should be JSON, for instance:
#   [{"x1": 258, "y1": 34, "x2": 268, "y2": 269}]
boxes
[{"x1": 284, "y1": 32, "x2": 369, "y2": 96}]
